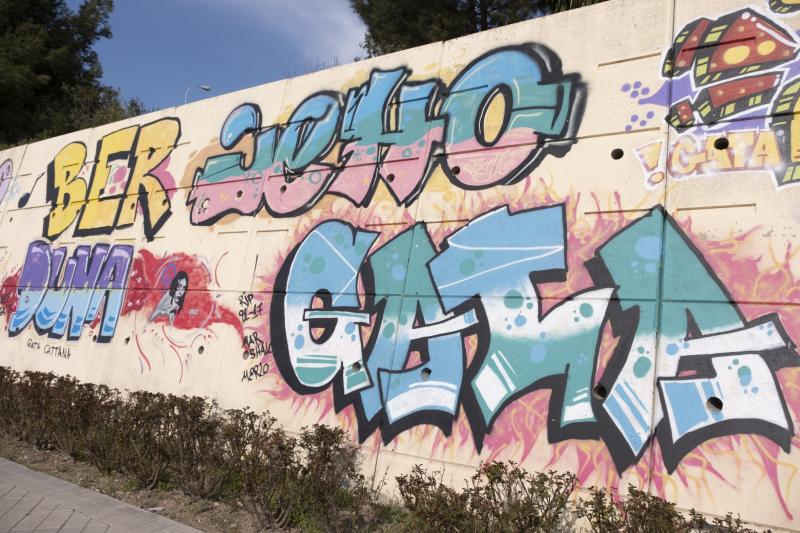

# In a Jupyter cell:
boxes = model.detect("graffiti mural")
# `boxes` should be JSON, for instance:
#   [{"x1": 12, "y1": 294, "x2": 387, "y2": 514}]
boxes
[
  {"x1": 2, "y1": 2, "x2": 800, "y2": 527},
  {"x1": 150, "y1": 271, "x2": 188, "y2": 326},
  {"x1": 9, "y1": 241, "x2": 133, "y2": 342},
  {"x1": 187, "y1": 45, "x2": 583, "y2": 224},
  {"x1": 268, "y1": 205, "x2": 798, "y2": 472},
  {"x1": 635, "y1": 6, "x2": 800, "y2": 189},
  {"x1": 44, "y1": 118, "x2": 181, "y2": 241}
]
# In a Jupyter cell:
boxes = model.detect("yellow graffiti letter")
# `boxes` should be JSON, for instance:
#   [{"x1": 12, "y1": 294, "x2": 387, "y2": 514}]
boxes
[
  {"x1": 668, "y1": 136, "x2": 704, "y2": 176},
  {"x1": 44, "y1": 142, "x2": 87, "y2": 240},
  {"x1": 77, "y1": 126, "x2": 138, "y2": 234},
  {"x1": 117, "y1": 118, "x2": 180, "y2": 238},
  {"x1": 727, "y1": 131, "x2": 755, "y2": 169},
  {"x1": 751, "y1": 131, "x2": 782, "y2": 169}
]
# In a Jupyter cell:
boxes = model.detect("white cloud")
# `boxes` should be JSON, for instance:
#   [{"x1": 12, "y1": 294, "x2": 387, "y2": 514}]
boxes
[{"x1": 182, "y1": 0, "x2": 366, "y2": 68}]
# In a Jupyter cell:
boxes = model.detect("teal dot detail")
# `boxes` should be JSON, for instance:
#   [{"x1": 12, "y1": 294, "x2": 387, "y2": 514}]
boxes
[
  {"x1": 460, "y1": 258, "x2": 476, "y2": 275},
  {"x1": 309, "y1": 257, "x2": 325, "y2": 275},
  {"x1": 737, "y1": 365, "x2": 752, "y2": 387},
  {"x1": 579, "y1": 303, "x2": 593, "y2": 318},
  {"x1": 504, "y1": 290, "x2": 523, "y2": 309},
  {"x1": 633, "y1": 356, "x2": 651, "y2": 378}
]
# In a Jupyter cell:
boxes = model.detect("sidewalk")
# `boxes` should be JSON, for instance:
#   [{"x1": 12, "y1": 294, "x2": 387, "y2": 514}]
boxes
[{"x1": 0, "y1": 458, "x2": 201, "y2": 533}]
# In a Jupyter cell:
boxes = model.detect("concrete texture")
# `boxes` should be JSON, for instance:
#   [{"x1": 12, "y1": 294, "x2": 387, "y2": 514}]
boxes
[
  {"x1": 2, "y1": 0, "x2": 800, "y2": 530},
  {"x1": 0, "y1": 458, "x2": 200, "y2": 533}
]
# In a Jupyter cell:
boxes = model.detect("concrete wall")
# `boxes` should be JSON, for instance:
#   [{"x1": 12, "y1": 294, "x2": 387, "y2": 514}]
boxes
[{"x1": 1, "y1": 0, "x2": 800, "y2": 528}]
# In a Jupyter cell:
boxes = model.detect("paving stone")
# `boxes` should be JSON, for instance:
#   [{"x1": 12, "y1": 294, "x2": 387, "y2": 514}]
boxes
[
  {"x1": 9, "y1": 500, "x2": 57, "y2": 530},
  {"x1": 59, "y1": 510, "x2": 91, "y2": 530},
  {"x1": 0, "y1": 494, "x2": 42, "y2": 530},
  {"x1": 35, "y1": 507, "x2": 76, "y2": 530},
  {"x1": 0, "y1": 487, "x2": 29, "y2": 519},
  {"x1": 0, "y1": 458, "x2": 201, "y2": 532}
]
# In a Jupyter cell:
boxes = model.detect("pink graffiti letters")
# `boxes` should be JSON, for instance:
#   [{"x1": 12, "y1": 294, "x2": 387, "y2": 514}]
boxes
[{"x1": 188, "y1": 45, "x2": 582, "y2": 225}]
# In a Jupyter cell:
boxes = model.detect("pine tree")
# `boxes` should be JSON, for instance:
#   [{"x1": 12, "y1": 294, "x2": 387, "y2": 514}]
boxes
[
  {"x1": 0, "y1": 0, "x2": 145, "y2": 147},
  {"x1": 350, "y1": 0, "x2": 607, "y2": 57}
]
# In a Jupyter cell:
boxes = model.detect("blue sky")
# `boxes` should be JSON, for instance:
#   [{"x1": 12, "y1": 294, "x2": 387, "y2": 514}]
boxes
[{"x1": 65, "y1": 0, "x2": 367, "y2": 110}]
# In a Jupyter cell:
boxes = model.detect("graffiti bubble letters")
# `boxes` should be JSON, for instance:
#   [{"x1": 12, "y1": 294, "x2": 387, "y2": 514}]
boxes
[
  {"x1": 636, "y1": 129, "x2": 783, "y2": 187},
  {"x1": 270, "y1": 205, "x2": 798, "y2": 473},
  {"x1": 9, "y1": 241, "x2": 133, "y2": 342},
  {"x1": 45, "y1": 118, "x2": 181, "y2": 242},
  {"x1": 189, "y1": 46, "x2": 582, "y2": 225}
]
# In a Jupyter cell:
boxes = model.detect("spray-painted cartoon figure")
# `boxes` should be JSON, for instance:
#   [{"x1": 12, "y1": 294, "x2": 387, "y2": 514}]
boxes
[{"x1": 150, "y1": 271, "x2": 188, "y2": 326}]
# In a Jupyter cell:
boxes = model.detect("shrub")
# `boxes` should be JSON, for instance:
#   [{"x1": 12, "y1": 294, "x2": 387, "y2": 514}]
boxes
[
  {"x1": 0, "y1": 367, "x2": 20, "y2": 436},
  {"x1": 687, "y1": 509, "x2": 758, "y2": 533},
  {"x1": 576, "y1": 485, "x2": 747, "y2": 533},
  {"x1": 578, "y1": 486, "x2": 624, "y2": 532},
  {"x1": 234, "y1": 413, "x2": 300, "y2": 530},
  {"x1": 117, "y1": 391, "x2": 173, "y2": 489},
  {"x1": 167, "y1": 395, "x2": 231, "y2": 499},
  {"x1": 397, "y1": 465, "x2": 474, "y2": 532},
  {"x1": 83, "y1": 387, "x2": 126, "y2": 473},
  {"x1": 467, "y1": 462, "x2": 577, "y2": 532},
  {"x1": 0, "y1": 366, "x2": 765, "y2": 533},
  {"x1": 14, "y1": 371, "x2": 59, "y2": 449},
  {"x1": 296, "y1": 424, "x2": 376, "y2": 532},
  {"x1": 398, "y1": 462, "x2": 577, "y2": 533}
]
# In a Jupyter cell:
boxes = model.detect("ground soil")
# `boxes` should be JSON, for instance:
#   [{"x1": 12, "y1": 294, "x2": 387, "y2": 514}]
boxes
[{"x1": 0, "y1": 434, "x2": 261, "y2": 532}]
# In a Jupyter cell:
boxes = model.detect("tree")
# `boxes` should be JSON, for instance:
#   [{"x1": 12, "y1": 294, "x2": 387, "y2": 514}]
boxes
[
  {"x1": 350, "y1": 0, "x2": 608, "y2": 57},
  {"x1": 0, "y1": 0, "x2": 145, "y2": 148}
]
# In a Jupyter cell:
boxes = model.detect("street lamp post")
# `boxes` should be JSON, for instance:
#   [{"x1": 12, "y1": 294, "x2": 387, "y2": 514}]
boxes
[{"x1": 184, "y1": 84, "x2": 212, "y2": 105}]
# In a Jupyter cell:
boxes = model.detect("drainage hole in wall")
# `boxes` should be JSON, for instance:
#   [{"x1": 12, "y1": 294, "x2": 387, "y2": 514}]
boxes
[
  {"x1": 124, "y1": 337, "x2": 130, "y2": 345},
  {"x1": 386, "y1": 174, "x2": 395, "y2": 182},
  {"x1": 713, "y1": 137, "x2": 729, "y2": 150},
  {"x1": 352, "y1": 362, "x2": 362, "y2": 372},
  {"x1": 452, "y1": 165, "x2": 461, "y2": 175},
  {"x1": 420, "y1": 367, "x2": 432, "y2": 381},
  {"x1": 92, "y1": 335, "x2": 97, "y2": 342},
  {"x1": 198, "y1": 345, "x2": 205, "y2": 355},
  {"x1": 162, "y1": 198, "x2": 168, "y2": 206},
  {"x1": 611, "y1": 149, "x2": 624, "y2": 160},
  {"x1": 236, "y1": 190, "x2": 243, "y2": 198},
  {"x1": 280, "y1": 185, "x2": 287, "y2": 193},
  {"x1": 706, "y1": 396, "x2": 723, "y2": 411},
  {"x1": 592, "y1": 384, "x2": 607, "y2": 400}
]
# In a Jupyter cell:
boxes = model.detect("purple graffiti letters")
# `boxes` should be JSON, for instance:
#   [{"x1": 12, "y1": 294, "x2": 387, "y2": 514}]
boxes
[{"x1": 9, "y1": 241, "x2": 133, "y2": 342}]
